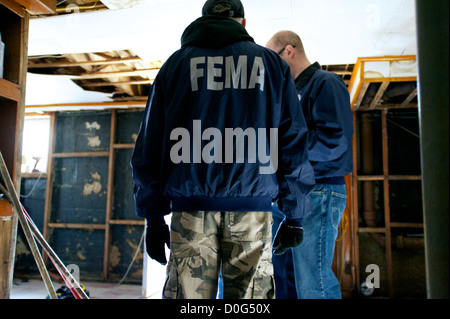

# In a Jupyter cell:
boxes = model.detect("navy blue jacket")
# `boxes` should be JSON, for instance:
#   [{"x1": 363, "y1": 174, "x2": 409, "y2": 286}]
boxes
[
  {"x1": 295, "y1": 62, "x2": 353, "y2": 184},
  {"x1": 131, "y1": 16, "x2": 315, "y2": 226}
]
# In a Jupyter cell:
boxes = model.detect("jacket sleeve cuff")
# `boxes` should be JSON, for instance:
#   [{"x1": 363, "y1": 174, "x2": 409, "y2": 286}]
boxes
[{"x1": 145, "y1": 214, "x2": 167, "y2": 226}]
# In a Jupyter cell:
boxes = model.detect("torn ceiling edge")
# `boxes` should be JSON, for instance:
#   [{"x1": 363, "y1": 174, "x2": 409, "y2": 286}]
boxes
[{"x1": 27, "y1": 50, "x2": 161, "y2": 101}]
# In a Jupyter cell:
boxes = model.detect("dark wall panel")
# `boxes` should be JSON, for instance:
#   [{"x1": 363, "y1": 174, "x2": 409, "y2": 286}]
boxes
[
  {"x1": 48, "y1": 228, "x2": 105, "y2": 280},
  {"x1": 116, "y1": 110, "x2": 144, "y2": 144},
  {"x1": 109, "y1": 225, "x2": 145, "y2": 282},
  {"x1": 52, "y1": 157, "x2": 109, "y2": 224},
  {"x1": 55, "y1": 111, "x2": 111, "y2": 153},
  {"x1": 113, "y1": 149, "x2": 136, "y2": 220}
]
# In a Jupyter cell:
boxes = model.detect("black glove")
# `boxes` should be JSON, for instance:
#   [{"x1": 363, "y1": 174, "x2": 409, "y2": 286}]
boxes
[
  {"x1": 145, "y1": 223, "x2": 170, "y2": 265},
  {"x1": 272, "y1": 221, "x2": 303, "y2": 255}
]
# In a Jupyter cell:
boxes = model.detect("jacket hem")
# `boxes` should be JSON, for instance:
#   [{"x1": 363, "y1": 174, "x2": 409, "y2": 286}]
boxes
[{"x1": 315, "y1": 176, "x2": 345, "y2": 185}]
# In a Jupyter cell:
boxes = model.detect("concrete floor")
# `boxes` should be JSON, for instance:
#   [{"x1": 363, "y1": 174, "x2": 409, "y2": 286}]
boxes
[{"x1": 10, "y1": 278, "x2": 162, "y2": 299}]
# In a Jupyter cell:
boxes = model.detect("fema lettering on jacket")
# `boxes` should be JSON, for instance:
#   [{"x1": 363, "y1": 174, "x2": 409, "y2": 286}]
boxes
[{"x1": 190, "y1": 55, "x2": 265, "y2": 91}]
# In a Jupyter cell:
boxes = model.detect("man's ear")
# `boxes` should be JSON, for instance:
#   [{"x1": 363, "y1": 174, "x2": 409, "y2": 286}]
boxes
[{"x1": 285, "y1": 44, "x2": 296, "y2": 57}]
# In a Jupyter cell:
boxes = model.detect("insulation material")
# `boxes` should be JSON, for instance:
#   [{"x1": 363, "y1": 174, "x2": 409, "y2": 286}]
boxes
[{"x1": 364, "y1": 60, "x2": 417, "y2": 78}]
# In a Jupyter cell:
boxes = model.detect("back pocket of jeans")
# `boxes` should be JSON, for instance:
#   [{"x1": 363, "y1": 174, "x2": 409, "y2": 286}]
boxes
[{"x1": 331, "y1": 192, "x2": 347, "y2": 229}]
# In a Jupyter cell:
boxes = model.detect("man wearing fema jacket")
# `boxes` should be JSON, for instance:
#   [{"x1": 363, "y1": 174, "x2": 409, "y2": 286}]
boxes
[{"x1": 131, "y1": 0, "x2": 315, "y2": 299}]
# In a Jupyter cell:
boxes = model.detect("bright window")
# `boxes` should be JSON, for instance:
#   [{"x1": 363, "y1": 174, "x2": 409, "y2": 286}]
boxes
[{"x1": 21, "y1": 116, "x2": 50, "y2": 173}]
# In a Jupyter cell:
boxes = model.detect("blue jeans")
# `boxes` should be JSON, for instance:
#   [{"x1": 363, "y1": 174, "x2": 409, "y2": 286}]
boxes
[{"x1": 272, "y1": 183, "x2": 347, "y2": 299}]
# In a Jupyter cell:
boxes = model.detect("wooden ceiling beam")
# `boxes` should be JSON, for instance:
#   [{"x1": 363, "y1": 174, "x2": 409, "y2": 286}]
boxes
[
  {"x1": 353, "y1": 82, "x2": 370, "y2": 110},
  {"x1": 331, "y1": 70, "x2": 353, "y2": 76},
  {"x1": 28, "y1": 56, "x2": 143, "y2": 68},
  {"x1": 369, "y1": 81, "x2": 390, "y2": 109},
  {"x1": 399, "y1": 87, "x2": 418, "y2": 108},
  {"x1": 15, "y1": 0, "x2": 56, "y2": 14},
  {"x1": 358, "y1": 103, "x2": 418, "y2": 110},
  {"x1": 74, "y1": 68, "x2": 159, "y2": 79},
  {"x1": 112, "y1": 96, "x2": 148, "y2": 101},
  {"x1": 81, "y1": 80, "x2": 154, "y2": 87}
]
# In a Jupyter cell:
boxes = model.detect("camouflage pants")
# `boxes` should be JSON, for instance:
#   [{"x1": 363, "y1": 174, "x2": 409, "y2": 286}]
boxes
[{"x1": 162, "y1": 211, "x2": 275, "y2": 299}]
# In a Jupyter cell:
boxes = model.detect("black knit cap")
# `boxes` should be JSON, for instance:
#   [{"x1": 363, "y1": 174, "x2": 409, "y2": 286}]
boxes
[{"x1": 202, "y1": 0, "x2": 245, "y2": 18}]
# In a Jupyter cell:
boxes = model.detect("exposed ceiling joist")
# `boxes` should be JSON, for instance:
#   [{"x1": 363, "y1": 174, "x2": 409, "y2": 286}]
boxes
[
  {"x1": 84, "y1": 80, "x2": 154, "y2": 87},
  {"x1": 348, "y1": 56, "x2": 418, "y2": 111},
  {"x1": 75, "y1": 68, "x2": 158, "y2": 79},
  {"x1": 28, "y1": 49, "x2": 355, "y2": 103},
  {"x1": 28, "y1": 56, "x2": 143, "y2": 68},
  {"x1": 369, "y1": 81, "x2": 390, "y2": 109},
  {"x1": 28, "y1": 50, "x2": 162, "y2": 101},
  {"x1": 399, "y1": 88, "x2": 418, "y2": 108}
]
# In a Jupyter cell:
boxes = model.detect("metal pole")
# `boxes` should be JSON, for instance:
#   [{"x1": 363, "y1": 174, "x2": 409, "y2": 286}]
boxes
[
  {"x1": 0, "y1": 152, "x2": 57, "y2": 299},
  {"x1": 415, "y1": 0, "x2": 449, "y2": 299},
  {"x1": 20, "y1": 203, "x2": 89, "y2": 299},
  {"x1": 0, "y1": 177, "x2": 89, "y2": 299}
]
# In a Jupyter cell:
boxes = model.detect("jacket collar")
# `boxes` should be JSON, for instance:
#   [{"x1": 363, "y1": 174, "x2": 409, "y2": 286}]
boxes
[{"x1": 295, "y1": 62, "x2": 321, "y2": 87}]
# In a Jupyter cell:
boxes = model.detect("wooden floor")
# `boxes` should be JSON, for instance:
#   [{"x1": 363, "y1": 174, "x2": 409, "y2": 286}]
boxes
[{"x1": 10, "y1": 278, "x2": 162, "y2": 299}]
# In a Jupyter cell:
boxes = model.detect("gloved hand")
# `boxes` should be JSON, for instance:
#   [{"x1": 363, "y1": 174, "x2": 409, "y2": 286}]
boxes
[
  {"x1": 145, "y1": 222, "x2": 170, "y2": 265},
  {"x1": 272, "y1": 220, "x2": 303, "y2": 255}
]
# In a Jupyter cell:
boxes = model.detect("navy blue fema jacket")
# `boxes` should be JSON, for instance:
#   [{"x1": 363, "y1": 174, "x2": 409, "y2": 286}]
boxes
[
  {"x1": 295, "y1": 62, "x2": 353, "y2": 184},
  {"x1": 131, "y1": 16, "x2": 315, "y2": 227}
]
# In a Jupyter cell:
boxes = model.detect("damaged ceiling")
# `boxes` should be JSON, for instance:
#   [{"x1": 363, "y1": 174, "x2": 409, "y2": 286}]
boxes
[
  {"x1": 27, "y1": 51, "x2": 351, "y2": 101},
  {"x1": 28, "y1": 50, "x2": 161, "y2": 101},
  {"x1": 24, "y1": 0, "x2": 417, "y2": 108}
]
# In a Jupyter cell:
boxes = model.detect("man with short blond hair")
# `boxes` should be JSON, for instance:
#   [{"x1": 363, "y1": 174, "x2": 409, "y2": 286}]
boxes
[{"x1": 267, "y1": 30, "x2": 353, "y2": 299}]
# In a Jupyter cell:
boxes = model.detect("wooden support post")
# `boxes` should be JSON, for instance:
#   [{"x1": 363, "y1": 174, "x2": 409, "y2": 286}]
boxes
[
  {"x1": 381, "y1": 109, "x2": 394, "y2": 297},
  {"x1": 0, "y1": 4, "x2": 29, "y2": 298},
  {"x1": 0, "y1": 215, "x2": 18, "y2": 298},
  {"x1": 103, "y1": 109, "x2": 117, "y2": 280},
  {"x1": 350, "y1": 113, "x2": 360, "y2": 293},
  {"x1": 42, "y1": 113, "x2": 56, "y2": 264}
]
